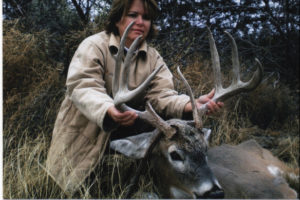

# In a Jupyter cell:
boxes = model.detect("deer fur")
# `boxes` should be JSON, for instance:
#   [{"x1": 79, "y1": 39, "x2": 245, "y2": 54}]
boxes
[{"x1": 108, "y1": 22, "x2": 297, "y2": 198}]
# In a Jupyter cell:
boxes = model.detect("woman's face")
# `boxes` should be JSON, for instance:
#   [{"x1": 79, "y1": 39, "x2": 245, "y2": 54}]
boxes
[{"x1": 116, "y1": 0, "x2": 151, "y2": 48}]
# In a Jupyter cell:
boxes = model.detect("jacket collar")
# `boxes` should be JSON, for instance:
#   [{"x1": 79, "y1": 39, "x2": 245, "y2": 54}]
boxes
[{"x1": 109, "y1": 33, "x2": 147, "y2": 57}]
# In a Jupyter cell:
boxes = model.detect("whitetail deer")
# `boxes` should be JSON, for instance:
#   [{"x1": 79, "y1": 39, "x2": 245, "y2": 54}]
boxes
[{"x1": 109, "y1": 22, "x2": 298, "y2": 198}]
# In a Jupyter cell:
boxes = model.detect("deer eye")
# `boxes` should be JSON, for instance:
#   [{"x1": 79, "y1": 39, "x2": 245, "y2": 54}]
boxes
[{"x1": 170, "y1": 150, "x2": 184, "y2": 162}]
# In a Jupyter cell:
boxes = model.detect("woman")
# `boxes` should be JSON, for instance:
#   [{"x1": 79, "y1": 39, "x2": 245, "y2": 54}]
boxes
[{"x1": 46, "y1": 0, "x2": 223, "y2": 196}]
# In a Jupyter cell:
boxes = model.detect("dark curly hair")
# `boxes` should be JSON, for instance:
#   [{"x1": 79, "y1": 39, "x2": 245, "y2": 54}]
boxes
[{"x1": 105, "y1": 0, "x2": 159, "y2": 40}]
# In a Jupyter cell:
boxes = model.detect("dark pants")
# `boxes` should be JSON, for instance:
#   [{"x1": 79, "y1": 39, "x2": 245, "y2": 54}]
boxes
[{"x1": 110, "y1": 118, "x2": 155, "y2": 140}]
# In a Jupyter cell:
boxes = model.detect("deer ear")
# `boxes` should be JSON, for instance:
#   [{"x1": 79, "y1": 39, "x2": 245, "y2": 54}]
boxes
[
  {"x1": 110, "y1": 130, "x2": 159, "y2": 159},
  {"x1": 202, "y1": 128, "x2": 212, "y2": 142}
]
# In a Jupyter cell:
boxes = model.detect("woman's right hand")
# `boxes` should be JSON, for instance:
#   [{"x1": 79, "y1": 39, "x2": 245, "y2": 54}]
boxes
[{"x1": 107, "y1": 106, "x2": 138, "y2": 126}]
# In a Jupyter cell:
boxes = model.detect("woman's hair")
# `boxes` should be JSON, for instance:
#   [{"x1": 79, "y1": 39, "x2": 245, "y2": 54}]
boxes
[{"x1": 105, "y1": 0, "x2": 159, "y2": 40}]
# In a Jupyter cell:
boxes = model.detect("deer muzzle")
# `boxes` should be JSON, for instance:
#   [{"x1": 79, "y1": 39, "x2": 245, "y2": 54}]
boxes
[{"x1": 198, "y1": 184, "x2": 224, "y2": 199}]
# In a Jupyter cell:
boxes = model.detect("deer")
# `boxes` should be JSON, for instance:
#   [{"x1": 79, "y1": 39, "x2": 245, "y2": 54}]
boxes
[{"x1": 108, "y1": 22, "x2": 298, "y2": 199}]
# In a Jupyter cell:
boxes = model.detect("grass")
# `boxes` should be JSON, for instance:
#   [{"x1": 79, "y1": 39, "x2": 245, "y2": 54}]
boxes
[
  {"x1": 2, "y1": 20, "x2": 299, "y2": 198},
  {"x1": 3, "y1": 131, "x2": 157, "y2": 198}
]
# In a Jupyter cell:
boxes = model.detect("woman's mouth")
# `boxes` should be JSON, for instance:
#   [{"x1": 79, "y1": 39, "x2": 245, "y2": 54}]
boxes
[{"x1": 132, "y1": 29, "x2": 144, "y2": 35}]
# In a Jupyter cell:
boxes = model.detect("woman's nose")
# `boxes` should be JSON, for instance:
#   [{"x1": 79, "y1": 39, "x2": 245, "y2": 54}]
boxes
[{"x1": 135, "y1": 15, "x2": 143, "y2": 25}]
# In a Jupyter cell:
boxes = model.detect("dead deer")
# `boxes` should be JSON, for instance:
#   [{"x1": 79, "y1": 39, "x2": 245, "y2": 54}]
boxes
[{"x1": 108, "y1": 22, "x2": 298, "y2": 199}]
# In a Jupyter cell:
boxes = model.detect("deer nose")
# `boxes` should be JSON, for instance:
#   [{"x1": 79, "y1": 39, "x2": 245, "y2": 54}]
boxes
[
  {"x1": 202, "y1": 185, "x2": 224, "y2": 199},
  {"x1": 193, "y1": 185, "x2": 224, "y2": 199}
]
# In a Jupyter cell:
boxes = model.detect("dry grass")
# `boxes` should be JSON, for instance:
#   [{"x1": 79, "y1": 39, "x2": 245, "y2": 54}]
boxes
[
  {"x1": 3, "y1": 20, "x2": 299, "y2": 198},
  {"x1": 3, "y1": 133, "x2": 64, "y2": 198},
  {"x1": 3, "y1": 20, "x2": 52, "y2": 98},
  {"x1": 3, "y1": 132, "x2": 156, "y2": 198}
]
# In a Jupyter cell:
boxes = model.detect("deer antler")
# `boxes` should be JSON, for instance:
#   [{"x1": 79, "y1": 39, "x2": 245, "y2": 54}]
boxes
[
  {"x1": 113, "y1": 21, "x2": 176, "y2": 138},
  {"x1": 113, "y1": 21, "x2": 162, "y2": 108},
  {"x1": 208, "y1": 28, "x2": 263, "y2": 103},
  {"x1": 177, "y1": 28, "x2": 263, "y2": 129}
]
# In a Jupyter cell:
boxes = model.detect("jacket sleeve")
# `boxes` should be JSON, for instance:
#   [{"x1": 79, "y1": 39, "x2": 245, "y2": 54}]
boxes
[
  {"x1": 146, "y1": 51, "x2": 190, "y2": 119},
  {"x1": 66, "y1": 39, "x2": 114, "y2": 130}
]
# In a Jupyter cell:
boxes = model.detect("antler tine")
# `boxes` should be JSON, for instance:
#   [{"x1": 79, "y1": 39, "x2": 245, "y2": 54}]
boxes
[
  {"x1": 114, "y1": 63, "x2": 163, "y2": 107},
  {"x1": 143, "y1": 102, "x2": 176, "y2": 139},
  {"x1": 177, "y1": 66, "x2": 203, "y2": 129},
  {"x1": 224, "y1": 31, "x2": 240, "y2": 84},
  {"x1": 122, "y1": 35, "x2": 143, "y2": 87},
  {"x1": 114, "y1": 35, "x2": 143, "y2": 106},
  {"x1": 113, "y1": 22, "x2": 164, "y2": 108},
  {"x1": 207, "y1": 27, "x2": 223, "y2": 95},
  {"x1": 243, "y1": 58, "x2": 263, "y2": 90},
  {"x1": 179, "y1": 28, "x2": 263, "y2": 129},
  {"x1": 209, "y1": 30, "x2": 264, "y2": 103},
  {"x1": 111, "y1": 22, "x2": 176, "y2": 136},
  {"x1": 113, "y1": 21, "x2": 135, "y2": 98},
  {"x1": 116, "y1": 63, "x2": 163, "y2": 106},
  {"x1": 119, "y1": 100, "x2": 176, "y2": 139},
  {"x1": 119, "y1": 101, "x2": 175, "y2": 138},
  {"x1": 128, "y1": 63, "x2": 163, "y2": 98}
]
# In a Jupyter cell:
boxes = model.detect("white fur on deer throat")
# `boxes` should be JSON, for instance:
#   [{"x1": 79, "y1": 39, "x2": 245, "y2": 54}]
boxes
[
  {"x1": 287, "y1": 172, "x2": 299, "y2": 180},
  {"x1": 268, "y1": 164, "x2": 299, "y2": 183},
  {"x1": 268, "y1": 165, "x2": 283, "y2": 177},
  {"x1": 267, "y1": 165, "x2": 299, "y2": 199},
  {"x1": 170, "y1": 186, "x2": 191, "y2": 199},
  {"x1": 196, "y1": 181, "x2": 213, "y2": 196}
]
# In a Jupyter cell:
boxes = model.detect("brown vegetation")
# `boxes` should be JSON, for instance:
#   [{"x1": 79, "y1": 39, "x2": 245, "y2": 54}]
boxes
[{"x1": 3, "y1": 20, "x2": 299, "y2": 198}]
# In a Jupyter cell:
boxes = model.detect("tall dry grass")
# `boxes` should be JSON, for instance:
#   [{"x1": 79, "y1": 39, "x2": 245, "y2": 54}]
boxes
[
  {"x1": 3, "y1": 20, "x2": 299, "y2": 198},
  {"x1": 3, "y1": 19, "x2": 157, "y2": 198},
  {"x1": 3, "y1": 130, "x2": 157, "y2": 198}
]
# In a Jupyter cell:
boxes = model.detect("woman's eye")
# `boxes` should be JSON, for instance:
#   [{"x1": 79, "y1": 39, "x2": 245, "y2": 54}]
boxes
[
  {"x1": 128, "y1": 13, "x2": 137, "y2": 18},
  {"x1": 143, "y1": 15, "x2": 151, "y2": 20}
]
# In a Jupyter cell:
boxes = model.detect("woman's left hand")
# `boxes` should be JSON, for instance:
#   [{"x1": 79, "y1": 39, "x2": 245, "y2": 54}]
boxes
[{"x1": 184, "y1": 89, "x2": 224, "y2": 115}]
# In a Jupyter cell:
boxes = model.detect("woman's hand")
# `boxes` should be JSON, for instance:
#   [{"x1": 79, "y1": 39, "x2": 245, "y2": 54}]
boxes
[
  {"x1": 184, "y1": 89, "x2": 224, "y2": 115},
  {"x1": 107, "y1": 106, "x2": 138, "y2": 126}
]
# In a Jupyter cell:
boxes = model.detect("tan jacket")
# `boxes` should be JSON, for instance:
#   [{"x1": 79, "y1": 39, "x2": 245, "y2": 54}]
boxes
[{"x1": 46, "y1": 31, "x2": 190, "y2": 195}]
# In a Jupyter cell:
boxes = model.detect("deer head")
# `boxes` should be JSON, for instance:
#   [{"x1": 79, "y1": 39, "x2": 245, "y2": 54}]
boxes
[{"x1": 109, "y1": 22, "x2": 263, "y2": 198}]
